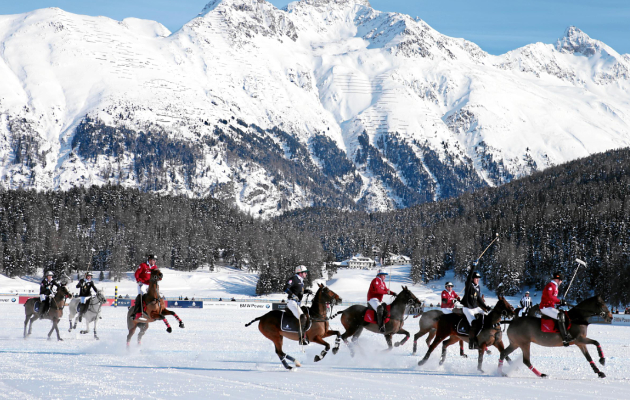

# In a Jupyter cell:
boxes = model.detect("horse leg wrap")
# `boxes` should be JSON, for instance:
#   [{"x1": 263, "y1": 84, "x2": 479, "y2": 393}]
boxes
[
  {"x1": 174, "y1": 314, "x2": 185, "y2": 328},
  {"x1": 315, "y1": 350, "x2": 327, "y2": 362},
  {"x1": 280, "y1": 356, "x2": 292, "y2": 369},
  {"x1": 164, "y1": 319, "x2": 172, "y2": 333},
  {"x1": 529, "y1": 365, "x2": 542, "y2": 377}
]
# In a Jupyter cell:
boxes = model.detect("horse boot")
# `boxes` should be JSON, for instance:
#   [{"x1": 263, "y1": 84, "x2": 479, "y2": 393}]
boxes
[
  {"x1": 557, "y1": 312, "x2": 572, "y2": 346},
  {"x1": 376, "y1": 304, "x2": 385, "y2": 332}
]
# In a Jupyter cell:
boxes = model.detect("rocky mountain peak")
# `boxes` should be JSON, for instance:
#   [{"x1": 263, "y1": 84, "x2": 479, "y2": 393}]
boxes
[{"x1": 556, "y1": 26, "x2": 604, "y2": 57}]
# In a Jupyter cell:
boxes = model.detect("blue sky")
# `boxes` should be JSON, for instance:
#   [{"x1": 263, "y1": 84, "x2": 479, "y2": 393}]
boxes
[{"x1": 2, "y1": 0, "x2": 629, "y2": 55}]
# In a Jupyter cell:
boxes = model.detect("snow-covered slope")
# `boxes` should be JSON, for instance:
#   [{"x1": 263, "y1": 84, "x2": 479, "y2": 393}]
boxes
[{"x1": 1, "y1": 0, "x2": 630, "y2": 216}]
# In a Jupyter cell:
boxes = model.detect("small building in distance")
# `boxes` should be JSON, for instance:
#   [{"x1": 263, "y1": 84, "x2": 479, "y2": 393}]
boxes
[
  {"x1": 386, "y1": 254, "x2": 411, "y2": 266},
  {"x1": 340, "y1": 254, "x2": 376, "y2": 269}
]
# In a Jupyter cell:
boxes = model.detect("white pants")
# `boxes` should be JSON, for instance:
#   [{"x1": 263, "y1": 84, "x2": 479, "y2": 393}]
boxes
[
  {"x1": 287, "y1": 300, "x2": 303, "y2": 319},
  {"x1": 441, "y1": 308, "x2": 454, "y2": 314},
  {"x1": 368, "y1": 298, "x2": 382, "y2": 311},
  {"x1": 40, "y1": 294, "x2": 47, "y2": 301},
  {"x1": 463, "y1": 307, "x2": 485, "y2": 324},
  {"x1": 80, "y1": 296, "x2": 91, "y2": 304},
  {"x1": 137, "y1": 283, "x2": 147, "y2": 295},
  {"x1": 541, "y1": 307, "x2": 559, "y2": 319}
]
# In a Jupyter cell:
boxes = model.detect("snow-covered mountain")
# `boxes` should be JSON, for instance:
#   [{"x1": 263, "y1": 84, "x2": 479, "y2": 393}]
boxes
[{"x1": 1, "y1": 0, "x2": 629, "y2": 216}]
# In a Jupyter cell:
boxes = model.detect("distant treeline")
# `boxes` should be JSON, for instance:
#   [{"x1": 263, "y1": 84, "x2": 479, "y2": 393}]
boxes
[
  {"x1": 2, "y1": 147, "x2": 630, "y2": 305},
  {"x1": 0, "y1": 185, "x2": 322, "y2": 295}
]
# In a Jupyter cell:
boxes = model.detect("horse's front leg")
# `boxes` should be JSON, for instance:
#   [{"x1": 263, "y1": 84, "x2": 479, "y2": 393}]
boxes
[
  {"x1": 418, "y1": 332, "x2": 448, "y2": 366},
  {"x1": 311, "y1": 335, "x2": 331, "y2": 362},
  {"x1": 394, "y1": 328, "x2": 410, "y2": 347},
  {"x1": 93, "y1": 314, "x2": 100, "y2": 340},
  {"x1": 384, "y1": 334, "x2": 393, "y2": 351},
  {"x1": 161, "y1": 308, "x2": 185, "y2": 329},
  {"x1": 439, "y1": 336, "x2": 460, "y2": 366},
  {"x1": 576, "y1": 343, "x2": 606, "y2": 378},
  {"x1": 322, "y1": 329, "x2": 342, "y2": 355},
  {"x1": 576, "y1": 336, "x2": 605, "y2": 366}
]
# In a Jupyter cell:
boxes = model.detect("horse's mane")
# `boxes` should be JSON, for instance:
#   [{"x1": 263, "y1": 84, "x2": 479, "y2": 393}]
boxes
[{"x1": 568, "y1": 295, "x2": 606, "y2": 323}]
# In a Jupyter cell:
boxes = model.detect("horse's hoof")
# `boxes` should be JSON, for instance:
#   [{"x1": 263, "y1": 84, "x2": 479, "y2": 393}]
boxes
[
  {"x1": 439, "y1": 360, "x2": 444, "y2": 366},
  {"x1": 461, "y1": 354, "x2": 468, "y2": 358},
  {"x1": 478, "y1": 368, "x2": 485, "y2": 373},
  {"x1": 501, "y1": 373, "x2": 508, "y2": 377},
  {"x1": 418, "y1": 359, "x2": 427, "y2": 366},
  {"x1": 486, "y1": 350, "x2": 492, "y2": 355},
  {"x1": 47, "y1": 337, "x2": 51, "y2": 341},
  {"x1": 394, "y1": 342, "x2": 400, "y2": 348},
  {"x1": 599, "y1": 358, "x2": 605, "y2": 366},
  {"x1": 540, "y1": 374, "x2": 548, "y2": 379},
  {"x1": 314, "y1": 355, "x2": 322, "y2": 362},
  {"x1": 95, "y1": 336, "x2": 99, "y2": 340},
  {"x1": 598, "y1": 372, "x2": 606, "y2": 378},
  {"x1": 332, "y1": 348, "x2": 339, "y2": 355},
  {"x1": 179, "y1": 322, "x2": 185, "y2": 329},
  {"x1": 58, "y1": 338, "x2": 63, "y2": 341},
  {"x1": 294, "y1": 360, "x2": 302, "y2": 368},
  {"x1": 166, "y1": 327, "x2": 172, "y2": 333}
]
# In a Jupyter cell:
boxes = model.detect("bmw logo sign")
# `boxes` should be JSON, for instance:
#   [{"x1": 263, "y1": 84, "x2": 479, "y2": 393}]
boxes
[
  {"x1": 266, "y1": 304, "x2": 270, "y2": 308},
  {"x1": 11, "y1": 298, "x2": 16, "y2": 302}
]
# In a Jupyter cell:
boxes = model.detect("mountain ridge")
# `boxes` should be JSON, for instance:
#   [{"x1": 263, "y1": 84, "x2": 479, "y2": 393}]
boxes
[{"x1": 1, "y1": 0, "x2": 629, "y2": 216}]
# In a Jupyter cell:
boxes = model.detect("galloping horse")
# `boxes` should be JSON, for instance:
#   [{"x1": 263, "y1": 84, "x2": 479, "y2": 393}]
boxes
[
  {"x1": 417, "y1": 296, "x2": 515, "y2": 372},
  {"x1": 412, "y1": 308, "x2": 467, "y2": 358},
  {"x1": 68, "y1": 291, "x2": 107, "y2": 339},
  {"x1": 499, "y1": 295, "x2": 612, "y2": 378},
  {"x1": 331, "y1": 286, "x2": 422, "y2": 356},
  {"x1": 245, "y1": 283, "x2": 342, "y2": 370},
  {"x1": 126, "y1": 268, "x2": 185, "y2": 346},
  {"x1": 23, "y1": 285, "x2": 73, "y2": 341}
]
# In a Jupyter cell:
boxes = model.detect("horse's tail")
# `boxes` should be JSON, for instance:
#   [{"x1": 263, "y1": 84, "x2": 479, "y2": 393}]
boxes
[
  {"x1": 244, "y1": 316, "x2": 262, "y2": 327},
  {"x1": 329, "y1": 311, "x2": 343, "y2": 320}
]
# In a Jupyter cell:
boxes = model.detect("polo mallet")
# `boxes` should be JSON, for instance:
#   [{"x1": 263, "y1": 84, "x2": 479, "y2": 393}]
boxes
[
  {"x1": 473, "y1": 233, "x2": 500, "y2": 267},
  {"x1": 564, "y1": 258, "x2": 587, "y2": 298}
]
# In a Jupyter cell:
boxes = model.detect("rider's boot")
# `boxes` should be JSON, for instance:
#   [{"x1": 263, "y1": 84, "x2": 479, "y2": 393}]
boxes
[
  {"x1": 299, "y1": 314, "x2": 309, "y2": 345},
  {"x1": 39, "y1": 300, "x2": 49, "y2": 318},
  {"x1": 377, "y1": 304, "x2": 385, "y2": 332},
  {"x1": 468, "y1": 316, "x2": 480, "y2": 350},
  {"x1": 131, "y1": 295, "x2": 142, "y2": 320},
  {"x1": 557, "y1": 312, "x2": 572, "y2": 346}
]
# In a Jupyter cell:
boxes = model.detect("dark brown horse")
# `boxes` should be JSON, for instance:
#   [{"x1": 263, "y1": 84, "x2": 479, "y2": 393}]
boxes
[
  {"x1": 245, "y1": 283, "x2": 342, "y2": 370},
  {"x1": 498, "y1": 295, "x2": 612, "y2": 378},
  {"x1": 331, "y1": 286, "x2": 422, "y2": 356},
  {"x1": 126, "y1": 268, "x2": 185, "y2": 346},
  {"x1": 24, "y1": 285, "x2": 72, "y2": 341},
  {"x1": 412, "y1": 308, "x2": 468, "y2": 358},
  {"x1": 417, "y1": 296, "x2": 515, "y2": 372}
]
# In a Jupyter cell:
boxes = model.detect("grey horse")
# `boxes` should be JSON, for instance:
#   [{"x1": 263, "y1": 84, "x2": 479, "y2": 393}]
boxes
[{"x1": 68, "y1": 291, "x2": 107, "y2": 340}]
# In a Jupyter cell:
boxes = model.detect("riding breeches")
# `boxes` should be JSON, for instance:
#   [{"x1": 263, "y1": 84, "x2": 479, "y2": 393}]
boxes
[
  {"x1": 367, "y1": 298, "x2": 382, "y2": 311},
  {"x1": 80, "y1": 296, "x2": 91, "y2": 304},
  {"x1": 463, "y1": 307, "x2": 485, "y2": 324},
  {"x1": 540, "y1": 307, "x2": 559, "y2": 319},
  {"x1": 40, "y1": 294, "x2": 47, "y2": 302},
  {"x1": 287, "y1": 300, "x2": 303, "y2": 319},
  {"x1": 137, "y1": 283, "x2": 147, "y2": 295}
]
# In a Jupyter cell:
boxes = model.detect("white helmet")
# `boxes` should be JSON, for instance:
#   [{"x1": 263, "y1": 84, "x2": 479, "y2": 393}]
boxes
[
  {"x1": 377, "y1": 269, "x2": 388, "y2": 276},
  {"x1": 46, "y1": 271, "x2": 54, "y2": 277},
  {"x1": 295, "y1": 265, "x2": 308, "y2": 274}
]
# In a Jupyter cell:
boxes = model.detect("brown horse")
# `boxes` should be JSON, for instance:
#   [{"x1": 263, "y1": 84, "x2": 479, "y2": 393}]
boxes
[
  {"x1": 331, "y1": 286, "x2": 422, "y2": 356},
  {"x1": 244, "y1": 283, "x2": 342, "y2": 370},
  {"x1": 417, "y1": 296, "x2": 515, "y2": 372},
  {"x1": 412, "y1": 308, "x2": 468, "y2": 358},
  {"x1": 498, "y1": 295, "x2": 612, "y2": 378},
  {"x1": 24, "y1": 285, "x2": 72, "y2": 341},
  {"x1": 126, "y1": 268, "x2": 185, "y2": 346}
]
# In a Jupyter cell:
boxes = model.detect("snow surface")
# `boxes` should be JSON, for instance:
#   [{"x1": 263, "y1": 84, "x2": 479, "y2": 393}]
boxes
[
  {"x1": 1, "y1": 303, "x2": 629, "y2": 399},
  {"x1": 1, "y1": 266, "x2": 629, "y2": 398},
  {"x1": 1, "y1": 1, "x2": 630, "y2": 216}
]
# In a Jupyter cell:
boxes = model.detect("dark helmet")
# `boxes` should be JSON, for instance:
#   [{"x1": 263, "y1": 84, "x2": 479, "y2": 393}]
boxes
[
  {"x1": 472, "y1": 272, "x2": 481, "y2": 279},
  {"x1": 445, "y1": 282, "x2": 454, "y2": 287},
  {"x1": 147, "y1": 254, "x2": 156, "y2": 261},
  {"x1": 45, "y1": 271, "x2": 54, "y2": 277},
  {"x1": 552, "y1": 271, "x2": 563, "y2": 280}
]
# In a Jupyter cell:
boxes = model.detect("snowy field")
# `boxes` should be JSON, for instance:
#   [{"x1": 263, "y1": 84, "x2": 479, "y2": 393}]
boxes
[{"x1": 1, "y1": 303, "x2": 629, "y2": 400}]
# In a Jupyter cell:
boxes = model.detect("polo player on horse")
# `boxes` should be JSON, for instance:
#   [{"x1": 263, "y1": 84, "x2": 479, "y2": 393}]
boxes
[
  {"x1": 367, "y1": 269, "x2": 397, "y2": 332},
  {"x1": 39, "y1": 271, "x2": 61, "y2": 317},
  {"x1": 284, "y1": 265, "x2": 313, "y2": 345},
  {"x1": 76, "y1": 271, "x2": 99, "y2": 322},
  {"x1": 461, "y1": 265, "x2": 490, "y2": 349},
  {"x1": 540, "y1": 271, "x2": 572, "y2": 346}
]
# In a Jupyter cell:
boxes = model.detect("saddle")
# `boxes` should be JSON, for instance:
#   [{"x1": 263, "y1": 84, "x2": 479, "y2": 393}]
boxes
[
  {"x1": 541, "y1": 311, "x2": 571, "y2": 333},
  {"x1": 364, "y1": 305, "x2": 391, "y2": 325},
  {"x1": 280, "y1": 309, "x2": 311, "y2": 333},
  {"x1": 34, "y1": 300, "x2": 41, "y2": 313},
  {"x1": 455, "y1": 315, "x2": 486, "y2": 336}
]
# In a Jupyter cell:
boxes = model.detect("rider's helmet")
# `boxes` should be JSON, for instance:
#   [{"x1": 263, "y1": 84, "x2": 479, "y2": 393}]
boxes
[
  {"x1": 445, "y1": 282, "x2": 454, "y2": 287},
  {"x1": 552, "y1": 271, "x2": 563, "y2": 281},
  {"x1": 472, "y1": 272, "x2": 481, "y2": 279},
  {"x1": 85, "y1": 271, "x2": 93, "y2": 278},
  {"x1": 377, "y1": 269, "x2": 388, "y2": 276},
  {"x1": 147, "y1": 254, "x2": 156, "y2": 261},
  {"x1": 295, "y1": 265, "x2": 308, "y2": 274},
  {"x1": 525, "y1": 291, "x2": 530, "y2": 295},
  {"x1": 46, "y1": 271, "x2": 54, "y2": 277}
]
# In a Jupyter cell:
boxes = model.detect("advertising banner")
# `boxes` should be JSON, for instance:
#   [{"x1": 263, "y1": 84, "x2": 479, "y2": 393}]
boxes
[
  {"x1": 612, "y1": 314, "x2": 630, "y2": 325},
  {"x1": 0, "y1": 294, "x2": 19, "y2": 305},
  {"x1": 168, "y1": 300, "x2": 203, "y2": 308}
]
